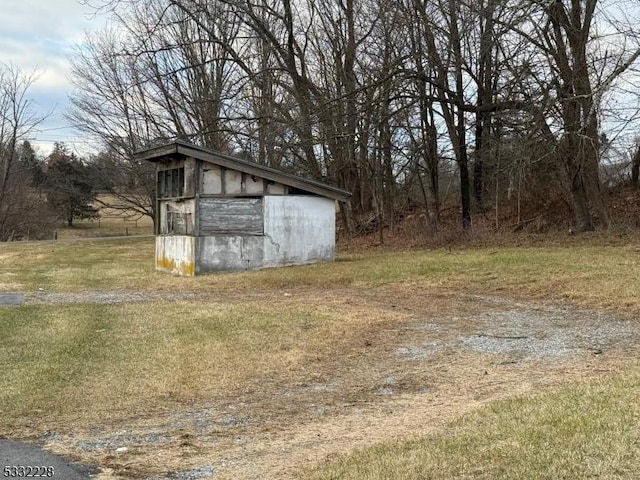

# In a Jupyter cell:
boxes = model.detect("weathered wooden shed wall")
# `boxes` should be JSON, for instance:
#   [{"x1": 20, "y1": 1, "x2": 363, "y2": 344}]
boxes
[
  {"x1": 137, "y1": 140, "x2": 350, "y2": 275},
  {"x1": 200, "y1": 164, "x2": 287, "y2": 197},
  {"x1": 192, "y1": 195, "x2": 335, "y2": 273},
  {"x1": 156, "y1": 235, "x2": 195, "y2": 276},
  {"x1": 199, "y1": 198, "x2": 263, "y2": 235},
  {"x1": 159, "y1": 199, "x2": 195, "y2": 235}
]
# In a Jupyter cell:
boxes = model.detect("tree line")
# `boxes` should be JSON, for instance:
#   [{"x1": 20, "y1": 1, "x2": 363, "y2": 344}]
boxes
[
  {"x1": 0, "y1": 64, "x2": 102, "y2": 240},
  {"x1": 4, "y1": 1, "x2": 640, "y2": 241}
]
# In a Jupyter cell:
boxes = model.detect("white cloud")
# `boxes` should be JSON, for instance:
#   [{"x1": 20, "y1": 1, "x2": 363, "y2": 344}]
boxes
[{"x1": 0, "y1": 0, "x2": 108, "y2": 156}]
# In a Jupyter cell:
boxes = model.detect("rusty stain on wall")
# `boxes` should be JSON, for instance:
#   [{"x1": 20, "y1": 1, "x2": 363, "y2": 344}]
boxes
[
  {"x1": 156, "y1": 255, "x2": 195, "y2": 276},
  {"x1": 155, "y1": 235, "x2": 196, "y2": 276}
]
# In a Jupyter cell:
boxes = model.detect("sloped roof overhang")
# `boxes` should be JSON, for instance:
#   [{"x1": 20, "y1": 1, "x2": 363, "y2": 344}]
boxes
[{"x1": 135, "y1": 140, "x2": 351, "y2": 202}]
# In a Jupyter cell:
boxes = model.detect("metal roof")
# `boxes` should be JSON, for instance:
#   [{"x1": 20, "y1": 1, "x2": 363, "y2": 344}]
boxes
[{"x1": 135, "y1": 140, "x2": 351, "y2": 202}]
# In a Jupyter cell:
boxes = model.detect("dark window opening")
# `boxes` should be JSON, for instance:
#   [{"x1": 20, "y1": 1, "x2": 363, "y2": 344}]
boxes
[{"x1": 158, "y1": 167, "x2": 185, "y2": 198}]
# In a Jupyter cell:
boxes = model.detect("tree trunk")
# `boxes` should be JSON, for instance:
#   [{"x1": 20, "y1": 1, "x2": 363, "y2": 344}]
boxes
[
  {"x1": 632, "y1": 146, "x2": 640, "y2": 188},
  {"x1": 546, "y1": 0, "x2": 609, "y2": 231},
  {"x1": 473, "y1": 150, "x2": 484, "y2": 207},
  {"x1": 569, "y1": 170, "x2": 593, "y2": 232},
  {"x1": 473, "y1": 0, "x2": 496, "y2": 208},
  {"x1": 584, "y1": 150, "x2": 610, "y2": 228},
  {"x1": 459, "y1": 152, "x2": 472, "y2": 230}
]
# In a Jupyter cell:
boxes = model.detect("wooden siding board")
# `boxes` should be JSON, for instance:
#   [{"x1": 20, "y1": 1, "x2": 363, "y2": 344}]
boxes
[
  {"x1": 184, "y1": 157, "x2": 196, "y2": 197},
  {"x1": 199, "y1": 198, "x2": 263, "y2": 235},
  {"x1": 157, "y1": 158, "x2": 184, "y2": 171},
  {"x1": 159, "y1": 199, "x2": 195, "y2": 235},
  {"x1": 194, "y1": 165, "x2": 201, "y2": 236},
  {"x1": 202, "y1": 165, "x2": 223, "y2": 194},
  {"x1": 136, "y1": 143, "x2": 179, "y2": 162}
]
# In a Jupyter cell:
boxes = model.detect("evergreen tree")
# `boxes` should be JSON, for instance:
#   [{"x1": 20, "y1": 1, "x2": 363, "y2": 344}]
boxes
[
  {"x1": 45, "y1": 142, "x2": 98, "y2": 227},
  {"x1": 16, "y1": 141, "x2": 45, "y2": 187}
]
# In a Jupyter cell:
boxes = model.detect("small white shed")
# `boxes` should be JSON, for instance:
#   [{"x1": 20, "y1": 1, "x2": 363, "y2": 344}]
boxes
[{"x1": 135, "y1": 140, "x2": 351, "y2": 275}]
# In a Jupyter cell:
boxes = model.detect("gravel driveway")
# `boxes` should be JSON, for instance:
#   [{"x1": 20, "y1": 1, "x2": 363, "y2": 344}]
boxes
[{"x1": 12, "y1": 289, "x2": 634, "y2": 479}]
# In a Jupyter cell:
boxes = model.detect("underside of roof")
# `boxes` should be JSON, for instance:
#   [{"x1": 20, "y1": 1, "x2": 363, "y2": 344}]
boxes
[{"x1": 135, "y1": 140, "x2": 351, "y2": 202}]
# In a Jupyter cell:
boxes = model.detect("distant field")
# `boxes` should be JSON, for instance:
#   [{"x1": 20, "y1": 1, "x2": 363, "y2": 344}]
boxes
[
  {"x1": 57, "y1": 193, "x2": 154, "y2": 239},
  {"x1": 56, "y1": 217, "x2": 153, "y2": 239},
  {"x1": 1, "y1": 234, "x2": 640, "y2": 478}
]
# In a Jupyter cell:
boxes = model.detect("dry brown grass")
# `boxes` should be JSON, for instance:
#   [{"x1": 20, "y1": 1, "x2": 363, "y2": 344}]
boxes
[
  {"x1": 2, "y1": 234, "x2": 640, "y2": 478},
  {"x1": 54, "y1": 193, "x2": 154, "y2": 240},
  {"x1": 56, "y1": 218, "x2": 153, "y2": 240}
]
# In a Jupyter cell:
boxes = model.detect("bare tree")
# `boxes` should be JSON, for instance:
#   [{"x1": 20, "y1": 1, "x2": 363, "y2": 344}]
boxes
[
  {"x1": 0, "y1": 64, "x2": 52, "y2": 241},
  {"x1": 540, "y1": 0, "x2": 609, "y2": 230},
  {"x1": 506, "y1": 0, "x2": 640, "y2": 231},
  {"x1": 69, "y1": 0, "x2": 245, "y2": 222},
  {"x1": 76, "y1": 0, "x2": 640, "y2": 236}
]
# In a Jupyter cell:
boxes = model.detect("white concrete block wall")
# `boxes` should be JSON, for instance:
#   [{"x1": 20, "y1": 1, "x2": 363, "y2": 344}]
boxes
[
  {"x1": 262, "y1": 196, "x2": 336, "y2": 267},
  {"x1": 195, "y1": 235, "x2": 264, "y2": 272},
  {"x1": 155, "y1": 235, "x2": 196, "y2": 275}
]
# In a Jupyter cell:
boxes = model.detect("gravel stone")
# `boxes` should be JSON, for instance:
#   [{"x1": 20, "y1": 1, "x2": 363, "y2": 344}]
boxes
[
  {"x1": 25, "y1": 291, "x2": 203, "y2": 305},
  {"x1": 396, "y1": 341, "x2": 444, "y2": 360},
  {"x1": 0, "y1": 292, "x2": 24, "y2": 306},
  {"x1": 74, "y1": 433, "x2": 173, "y2": 452},
  {"x1": 149, "y1": 465, "x2": 217, "y2": 480},
  {"x1": 458, "y1": 304, "x2": 639, "y2": 359}
]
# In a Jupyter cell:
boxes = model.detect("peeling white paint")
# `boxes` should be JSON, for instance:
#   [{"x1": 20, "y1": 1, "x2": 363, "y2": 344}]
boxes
[
  {"x1": 202, "y1": 166, "x2": 222, "y2": 194},
  {"x1": 225, "y1": 169, "x2": 243, "y2": 194},
  {"x1": 263, "y1": 196, "x2": 335, "y2": 267},
  {"x1": 196, "y1": 235, "x2": 264, "y2": 272}
]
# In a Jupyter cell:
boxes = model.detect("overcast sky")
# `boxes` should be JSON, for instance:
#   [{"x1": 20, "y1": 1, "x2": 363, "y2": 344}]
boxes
[{"x1": 1, "y1": 0, "x2": 107, "y2": 156}]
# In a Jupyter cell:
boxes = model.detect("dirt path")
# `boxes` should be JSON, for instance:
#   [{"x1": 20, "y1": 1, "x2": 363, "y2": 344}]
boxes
[{"x1": 30, "y1": 289, "x2": 638, "y2": 480}]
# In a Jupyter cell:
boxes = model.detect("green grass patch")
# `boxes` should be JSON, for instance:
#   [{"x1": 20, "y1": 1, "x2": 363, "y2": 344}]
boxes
[
  {"x1": 303, "y1": 372, "x2": 640, "y2": 479},
  {"x1": 0, "y1": 237, "x2": 156, "y2": 291}
]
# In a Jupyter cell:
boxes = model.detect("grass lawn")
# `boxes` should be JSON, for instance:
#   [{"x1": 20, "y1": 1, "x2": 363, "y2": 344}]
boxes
[
  {"x1": 55, "y1": 206, "x2": 154, "y2": 240},
  {"x1": 303, "y1": 371, "x2": 640, "y2": 479},
  {"x1": 1, "y1": 233, "x2": 640, "y2": 478},
  {"x1": 2, "y1": 233, "x2": 640, "y2": 311}
]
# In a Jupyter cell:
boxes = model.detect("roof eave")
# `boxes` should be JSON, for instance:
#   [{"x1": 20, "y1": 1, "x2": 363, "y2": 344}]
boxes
[
  {"x1": 135, "y1": 141, "x2": 352, "y2": 202},
  {"x1": 177, "y1": 144, "x2": 351, "y2": 202},
  {"x1": 134, "y1": 143, "x2": 180, "y2": 162}
]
